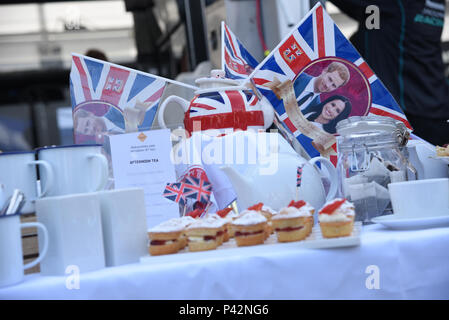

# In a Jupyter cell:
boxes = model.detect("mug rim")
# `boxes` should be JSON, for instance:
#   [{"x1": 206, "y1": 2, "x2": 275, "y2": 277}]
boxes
[
  {"x1": 0, "y1": 151, "x2": 35, "y2": 157},
  {"x1": 388, "y1": 177, "x2": 449, "y2": 188},
  {"x1": 35, "y1": 144, "x2": 103, "y2": 154}
]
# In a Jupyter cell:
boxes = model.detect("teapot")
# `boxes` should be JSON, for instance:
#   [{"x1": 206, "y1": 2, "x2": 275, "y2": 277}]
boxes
[
  {"x1": 213, "y1": 131, "x2": 338, "y2": 217},
  {"x1": 157, "y1": 70, "x2": 274, "y2": 136}
]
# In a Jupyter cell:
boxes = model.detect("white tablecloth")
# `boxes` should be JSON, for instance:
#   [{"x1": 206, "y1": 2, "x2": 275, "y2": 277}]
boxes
[{"x1": 1, "y1": 224, "x2": 449, "y2": 300}]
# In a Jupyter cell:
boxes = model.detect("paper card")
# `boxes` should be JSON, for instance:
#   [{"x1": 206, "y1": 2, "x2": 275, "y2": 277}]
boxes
[{"x1": 109, "y1": 129, "x2": 180, "y2": 228}]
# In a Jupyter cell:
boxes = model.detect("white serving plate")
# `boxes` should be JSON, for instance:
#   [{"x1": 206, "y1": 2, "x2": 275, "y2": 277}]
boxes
[
  {"x1": 140, "y1": 222, "x2": 362, "y2": 265},
  {"x1": 371, "y1": 213, "x2": 449, "y2": 230}
]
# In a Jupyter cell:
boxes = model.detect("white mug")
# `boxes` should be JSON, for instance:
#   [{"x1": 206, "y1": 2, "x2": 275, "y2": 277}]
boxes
[
  {"x1": 0, "y1": 214, "x2": 49, "y2": 288},
  {"x1": 96, "y1": 188, "x2": 148, "y2": 267},
  {"x1": 36, "y1": 144, "x2": 108, "y2": 197},
  {"x1": 36, "y1": 193, "x2": 105, "y2": 275},
  {"x1": 0, "y1": 151, "x2": 53, "y2": 213},
  {"x1": 388, "y1": 178, "x2": 449, "y2": 218}
]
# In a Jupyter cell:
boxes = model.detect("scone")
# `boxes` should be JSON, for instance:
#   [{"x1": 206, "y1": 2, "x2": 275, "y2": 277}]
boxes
[
  {"x1": 220, "y1": 208, "x2": 239, "y2": 238},
  {"x1": 436, "y1": 144, "x2": 449, "y2": 157},
  {"x1": 318, "y1": 198, "x2": 355, "y2": 238},
  {"x1": 272, "y1": 200, "x2": 314, "y2": 242},
  {"x1": 231, "y1": 210, "x2": 267, "y2": 247},
  {"x1": 185, "y1": 216, "x2": 225, "y2": 252},
  {"x1": 148, "y1": 220, "x2": 184, "y2": 255}
]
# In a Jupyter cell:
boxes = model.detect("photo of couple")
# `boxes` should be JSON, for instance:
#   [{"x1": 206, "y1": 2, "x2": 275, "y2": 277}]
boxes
[{"x1": 293, "y1": 58, "x2": 371, "y2": 134}]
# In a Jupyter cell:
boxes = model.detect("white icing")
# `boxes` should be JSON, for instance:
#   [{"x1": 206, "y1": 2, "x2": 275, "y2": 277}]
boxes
[
  {"x1": 232, "y1": 211, "x2": 267, "y2": 226},
  {"x1": 272, "y1": 205, "x2": 313, "y2": 220}
]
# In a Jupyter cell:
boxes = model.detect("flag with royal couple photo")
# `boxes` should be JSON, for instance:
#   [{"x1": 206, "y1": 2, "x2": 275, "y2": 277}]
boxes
[{"x1": 247, "y1": 3, "x2": 412, "y2": 162}]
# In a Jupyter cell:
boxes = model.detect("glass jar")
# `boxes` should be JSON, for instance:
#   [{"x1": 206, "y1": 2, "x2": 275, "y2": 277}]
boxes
[{"x1": 335, "y1": 116, "x2": 412, "y2": 224}]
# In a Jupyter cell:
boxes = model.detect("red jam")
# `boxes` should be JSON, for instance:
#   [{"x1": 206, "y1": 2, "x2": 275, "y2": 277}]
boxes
[
  {"x1": 320, "y1": 199, "x2": 347, "y2": 215},
  {"x1": 247, "y1": 203, "x2": 264, "y2": 211},
  {"x1": 150, "y1": 240, "x2": 176, "y2": 246},
  {"x1": 216, "y1": 207, "x2": 233, "y2": 218},
  {"x1": 275, "y1": 226, "x2": 304, "y2": 232},
  {"x1": 288, "y1": 200, "x2": 306, "y2": 209},
  {"x1": 235, "y1": 230, "x2": 264, "y2": 237}
]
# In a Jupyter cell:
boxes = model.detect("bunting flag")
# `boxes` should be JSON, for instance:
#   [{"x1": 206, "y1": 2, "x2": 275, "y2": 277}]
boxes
[
  {"x1": 248, "y1": 3, "x2": 412, "y2": 163},
  {"x1": 221, "y1": 22, "x2": 260, "y2": 80}
]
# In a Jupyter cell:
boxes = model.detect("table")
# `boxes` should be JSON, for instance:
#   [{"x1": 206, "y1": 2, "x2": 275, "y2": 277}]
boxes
[{"x1": 1, "y1": 224, "x2": 448, "y2": 300}]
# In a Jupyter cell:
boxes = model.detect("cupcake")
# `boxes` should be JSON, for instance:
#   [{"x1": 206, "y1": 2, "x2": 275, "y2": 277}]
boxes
[
  {"x1": 318, "y1": 198, "x2": 355, "y2": 238},
  {"x1": 167, "y1": 216, "x2": 196, "y2": 249},
  {"x1": 271, "y1": 200, "x2": 314, "y2": 242},
  {"x1": 218, "y1": 208, "x2": 239, "y2": 238},
  {"x1": 204, "y1": 213, "x2": 228, "y2": 244},
  {"x1": 247, "y1": 203, "x2": 277, "y2": 238},
  {"x1": 148, "y1": 220, "x2": 184, "y2": 255},
  {"x1": 231, "y1": 210, "x2": 267, "y2": 247},
  {"x1": 185, "y1": 216, "x2": 226, "y2": 252}
]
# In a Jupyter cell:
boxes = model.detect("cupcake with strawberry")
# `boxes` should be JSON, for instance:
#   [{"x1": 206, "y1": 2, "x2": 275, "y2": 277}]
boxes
[
  {"x1": 318, "y1": 198, "x2": 355, "y2": 238},
  {"x1": 271, "y1": 200, "x2": 314, "y2": 242}
]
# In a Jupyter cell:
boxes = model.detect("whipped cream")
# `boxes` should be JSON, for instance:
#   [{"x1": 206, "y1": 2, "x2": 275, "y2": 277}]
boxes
[
  {"x1": 232, "y1": 210, "x2": 267, "y2": 226},
  {"x1": 261, "y1": 205, "x2": 277, "y2": 215},
  {"x1": 148, "y1": 219, "x2": 185, "y2": 233},
  {"x1": 272, "y1": 205, "x2": 313, "y2": 220},
  {"x1": 318, "y1": 198, "x2": 355, "y2": 223},
  {"x1": 187, "y1": 216, "x2": 226, "y2": 229}
]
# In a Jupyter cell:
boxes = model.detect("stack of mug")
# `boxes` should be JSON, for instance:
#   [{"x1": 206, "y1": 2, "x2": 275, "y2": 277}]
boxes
[{"x1": 0, "y1": 144, "x2": 148, "y2": 288}]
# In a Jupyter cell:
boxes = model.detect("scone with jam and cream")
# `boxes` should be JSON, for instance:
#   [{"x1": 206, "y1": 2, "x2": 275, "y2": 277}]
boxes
[{"x1": 318, "y1": 198, "x2": 355, "y2": 238}]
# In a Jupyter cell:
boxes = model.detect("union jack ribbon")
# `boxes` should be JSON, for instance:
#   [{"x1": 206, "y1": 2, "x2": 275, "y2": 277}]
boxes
[
  {"x1": 222, "y1": 22, "x2": 260, "y2": 80},
  {"x1": 249, "y1": 4, "x2": 412, "y2": 163},
  {"x1": 162, "y1": 182, "x2": 186, "y2": 206},
  {"x1": 181, "y1": 175, "x2": 212, "y2": 204},
  {"x1": 297, "y1": 165, "x2": 304, "y2": 188},
  {"x1": 184, "y1": 89, "x2": 264, "y2": 135}
]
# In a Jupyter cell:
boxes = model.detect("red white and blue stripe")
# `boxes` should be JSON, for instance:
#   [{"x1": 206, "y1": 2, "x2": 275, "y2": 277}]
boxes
[
  {"x1": 248, "y1": 4, "x2": 412, "y2": 160},
  {"x1": 182, "y1": 175, "x2": 212, "y2": 204},
  {"x1": 162, "y1": 182, "x2": 187, "y2": 206},
  {"x1": 222, "y1": 22, "x2": 260, "y2": 80},
  {"x1": 184, "y1": 89, "x2": 264, "y2": 135}
]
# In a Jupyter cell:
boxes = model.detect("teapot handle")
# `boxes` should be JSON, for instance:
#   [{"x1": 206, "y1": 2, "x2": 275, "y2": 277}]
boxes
[
  {"x1": 157, "y1": 96, "x2": 190, "y2": 128},
  {"x1": 308, "y1": 156, "x2": 338, "y2": 202}
]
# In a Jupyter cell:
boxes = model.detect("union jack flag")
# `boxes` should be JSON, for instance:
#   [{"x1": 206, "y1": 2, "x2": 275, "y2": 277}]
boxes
[
  {"x1": 297, "y1": 165, "x2": 304, "y2": 188},
  {"x1": 162, "y1": 182, "x2": 186, "y2": 206},
  {"x1": 222, "y1": 22, "x2": 259, "y2": 80},
  {"x1": 70, "y1": 54, "x2": 171, "y2": 143},
  {"x1": 184, "y1": 89, "x2": 264, "y2": 135},
  {"x1": 182, "y1": 175, "x2": 212, "y2": 204},
  {"x1": 249, "y1": 4, "x2": 412, "y2": 161}
]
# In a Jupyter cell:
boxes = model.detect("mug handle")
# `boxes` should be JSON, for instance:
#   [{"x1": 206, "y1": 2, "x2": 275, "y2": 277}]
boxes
[
  {"x1": 157, "y1": 96, "x2": 190, "y2": 128},
  {"x1": 22, "y1": 222, "x2": 48, "y2": 270},
  {"x1": 308, "y1": 156, "x2": 338, "y2": 202},
  {"x1": 29, "y1": 160, "x2": 54, "y2": 197},
  {"x1": 88, "y1": 153, "x2": 109, "y2": 191}
]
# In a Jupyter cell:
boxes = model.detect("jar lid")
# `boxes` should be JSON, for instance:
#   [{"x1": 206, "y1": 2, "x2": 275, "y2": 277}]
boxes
[{"x1": 336, "y1": 115, "x2": 409, "y2": 146}]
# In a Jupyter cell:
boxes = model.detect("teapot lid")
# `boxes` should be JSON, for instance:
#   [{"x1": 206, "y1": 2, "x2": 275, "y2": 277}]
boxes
[{"x1": 195, "y1": 69, "x2": 241, "y2": 90}]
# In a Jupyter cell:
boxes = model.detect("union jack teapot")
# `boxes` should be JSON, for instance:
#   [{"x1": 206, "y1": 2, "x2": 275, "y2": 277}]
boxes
[{"x1": 157, "y1": 70, "x2": 274, "y2": 136}]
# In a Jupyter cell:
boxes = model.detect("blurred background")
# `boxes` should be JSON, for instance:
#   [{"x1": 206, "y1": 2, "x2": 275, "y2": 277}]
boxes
[{"x1": 0, "y1": 0, "x2": 448, "y2": 151}]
